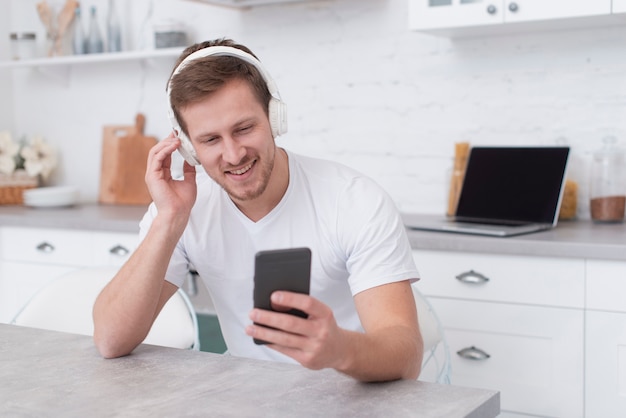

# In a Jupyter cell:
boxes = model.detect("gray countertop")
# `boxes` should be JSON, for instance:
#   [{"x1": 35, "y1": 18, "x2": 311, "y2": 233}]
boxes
[
  {"x1": 0, "y1": 203, "x2": 148, "y2": 233},
  {"x1": 0, "y1": 324, "x2": 500, "y2": 418},
  {"x1": 403, "y1": 213, "x2": 626, "y2": 261},
  {"x1": 0, "y1": 204, "x2": 624, "y2": 261}
]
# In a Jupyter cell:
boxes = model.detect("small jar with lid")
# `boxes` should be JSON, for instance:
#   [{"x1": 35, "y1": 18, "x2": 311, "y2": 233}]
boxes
[
  {"x1": 10, "y1": 32, "x2": 37, "y2": 60},
  {"x1": 589, "y1": 136, "x2": 626, "y2": 223}
]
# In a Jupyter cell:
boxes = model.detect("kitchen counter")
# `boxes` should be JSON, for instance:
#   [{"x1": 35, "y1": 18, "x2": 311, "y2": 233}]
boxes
[
  {"x1": 0, "y1": 324, "x2": 500, "y2": 417},
  {"x1": 0, "y1": 204, "x2": 624, "y2": 261},
  {"x1": 0, "y1": 203, "x2": 148, "y2": 233},
  {"x1": 403, "y1": 213, "x2": 626, "y2": 261}
]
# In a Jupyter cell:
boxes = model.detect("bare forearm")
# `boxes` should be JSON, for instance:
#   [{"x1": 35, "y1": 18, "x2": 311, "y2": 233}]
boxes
[
  {"x1": 334, "y1": 326, "x2": 423, "y2": 382},
  {"x1": 93, "y1": 214, "x2": 185, "y2": 358}
]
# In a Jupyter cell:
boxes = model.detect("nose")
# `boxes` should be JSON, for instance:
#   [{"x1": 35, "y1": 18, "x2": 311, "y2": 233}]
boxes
[{"x1": 221, "y1": 136, "x2": 246, "y2": 165}]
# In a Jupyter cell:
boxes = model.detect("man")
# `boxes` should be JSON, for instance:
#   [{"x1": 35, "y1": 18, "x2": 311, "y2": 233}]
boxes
[{"x1": 93, "y1": 38, "x2": 423, "y2": 382}]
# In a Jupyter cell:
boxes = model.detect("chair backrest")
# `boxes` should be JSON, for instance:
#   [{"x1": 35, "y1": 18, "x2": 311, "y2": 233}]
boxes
[
  {"x1": 10, "y1": 266, "x2": 199, "y2": 351},
  {"x1": 413, "y1": 284, "x2": 451, "y2": 384}
]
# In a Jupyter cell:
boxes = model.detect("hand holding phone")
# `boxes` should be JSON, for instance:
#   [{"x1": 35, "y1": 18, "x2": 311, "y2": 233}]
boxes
[{"x1": 253, "y1": 247, "x2": 311, "y2": 345}]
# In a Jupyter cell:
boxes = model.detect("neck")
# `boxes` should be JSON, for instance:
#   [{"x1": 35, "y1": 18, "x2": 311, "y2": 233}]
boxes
[{"x1": 235, "y1": 147, "x2": 289, "y2": 222}]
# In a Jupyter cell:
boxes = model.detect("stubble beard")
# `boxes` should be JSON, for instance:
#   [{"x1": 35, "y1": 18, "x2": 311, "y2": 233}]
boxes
[{"x1": 217, "y1": 146, "x2": 275, "y2": 203}]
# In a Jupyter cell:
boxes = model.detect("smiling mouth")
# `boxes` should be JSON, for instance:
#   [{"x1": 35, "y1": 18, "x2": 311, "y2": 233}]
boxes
[{"x1": 228, "y1": 161, "x2": 255, "y2": 175}]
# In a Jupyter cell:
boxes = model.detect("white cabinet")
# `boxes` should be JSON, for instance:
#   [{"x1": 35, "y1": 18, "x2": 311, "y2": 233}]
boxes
[
  {"x1": 585, "y1": 260, "x2": 626, "y2": 418},
  {"x1": 504, "y1": 0, "x2": 609, "y2": 23},
  {"x1": 409, "y1": 0, "x2": 503, "y2": 30},
  {"x1": 1, "y1": 227, "x2": 94, "y2": 265},
  {"x1": 0, "y1": 226, "x2": 138, "y2": 324},
  {"x1": 413, "y1": 250, "x2": 585, "y2": 417},
  {"x1": 432, "y1": 299, "x2": 583, "y2": 418},
  {"x1": 414, "y1": 250, "x2": 585, "y2": 308},
  {"x1": 92, "y1": 231, "x2": 139, "y2": 267},
  {"x1": 409, "y1": 0, "x2": 613, "y2": 35}
]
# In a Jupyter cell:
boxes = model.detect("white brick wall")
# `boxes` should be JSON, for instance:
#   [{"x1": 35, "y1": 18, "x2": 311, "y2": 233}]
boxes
[{"x1": 6, "y1": 0, "x2": 626, "y2": 219}]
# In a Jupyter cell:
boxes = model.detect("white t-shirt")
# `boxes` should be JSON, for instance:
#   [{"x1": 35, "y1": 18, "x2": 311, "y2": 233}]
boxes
[{"x1": 139, "y1": 150, "x2": 419, "y2": 362}]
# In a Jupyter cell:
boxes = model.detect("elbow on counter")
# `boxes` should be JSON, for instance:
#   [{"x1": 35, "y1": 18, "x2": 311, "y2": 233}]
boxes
[{"x1": 93, "y1": 330, "x2": 135, "y2": 359}]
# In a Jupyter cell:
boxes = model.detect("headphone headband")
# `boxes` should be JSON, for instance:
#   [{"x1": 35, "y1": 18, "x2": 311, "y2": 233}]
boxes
[
  {"x1": 167, "y1": 45, "x2": 281, "y2": 100},
  {"x1": 166, "y1": 45, "x2": 288, "y2": 166}
]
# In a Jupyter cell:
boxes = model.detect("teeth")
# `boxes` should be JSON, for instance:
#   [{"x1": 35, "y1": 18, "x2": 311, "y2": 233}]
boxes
[{"x1": 230, "y1": 162, "x2": 253, "y2": 175}]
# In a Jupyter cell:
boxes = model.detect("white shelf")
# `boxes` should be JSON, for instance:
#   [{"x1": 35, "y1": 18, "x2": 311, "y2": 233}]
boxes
[
  {"x1": 0, "y1": 48, "x2": 184, "y2": 69},
  {"x1": 184, "y1": 0, "x2": 311, "y2": 8}
]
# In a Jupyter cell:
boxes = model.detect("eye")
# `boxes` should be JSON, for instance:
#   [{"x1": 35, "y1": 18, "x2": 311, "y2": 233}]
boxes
[
  {"x1": 199, "y1": 136, "x2": 218, "y2": 144},
  {"x1": 237, "y1": 125, "x2": 253, "y2": 134}
]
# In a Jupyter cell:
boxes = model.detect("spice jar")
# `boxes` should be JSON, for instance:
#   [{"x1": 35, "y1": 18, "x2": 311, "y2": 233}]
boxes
[
  {"x1": 10, "y1": 32, "x2": 37, "y2": 60},
  {"x1": 589, "y1": 136, "x2": 626, "y2": 223}
]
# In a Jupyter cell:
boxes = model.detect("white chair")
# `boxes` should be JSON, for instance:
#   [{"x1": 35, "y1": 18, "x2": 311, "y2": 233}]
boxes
[
  {"x1": 413, "y1": 284, "x2": 451, "y2": 384},
  {"x1": 10, "y1": 266, "x2": 200, "y2": 351}
]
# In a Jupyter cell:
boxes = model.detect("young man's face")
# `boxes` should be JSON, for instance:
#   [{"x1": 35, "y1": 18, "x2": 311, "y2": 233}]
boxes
[{"x1": 180, "y1": 78, "x2": 277, "y2": 204}]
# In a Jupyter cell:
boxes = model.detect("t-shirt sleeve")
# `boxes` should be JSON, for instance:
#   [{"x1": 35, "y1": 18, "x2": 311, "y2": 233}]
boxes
[{"x1": 336, "y1": 177, "x2": 420, "y2": 295}]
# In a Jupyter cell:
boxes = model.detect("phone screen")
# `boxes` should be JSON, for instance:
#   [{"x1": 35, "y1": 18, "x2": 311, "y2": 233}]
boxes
[{"x1": 253, "y1": 247, "x2": 311, "y2": 345}]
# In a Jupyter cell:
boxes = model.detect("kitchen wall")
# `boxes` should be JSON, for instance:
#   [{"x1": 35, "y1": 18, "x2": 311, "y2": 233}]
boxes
[
  {"x1": 3, "y1": 0, "x2": 626, "y2": 218},
  {"x1": 0, "y1": 1, "x2": 13, "y2": 130}
]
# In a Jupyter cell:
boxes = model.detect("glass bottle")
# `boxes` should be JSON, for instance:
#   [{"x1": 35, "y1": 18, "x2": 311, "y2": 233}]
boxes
[
  {"x1": 72, "y1": 6, "x2": 86, "y2": 55},
  {"x1": 589, "y1": 136, "x2": 626, "y2": 223},
  {"x1": 87, "y1": 6, "x2": 104, "y2": 54},
  {"x1": 106, "y1": 0, "x2": 122, "y2": 52}
]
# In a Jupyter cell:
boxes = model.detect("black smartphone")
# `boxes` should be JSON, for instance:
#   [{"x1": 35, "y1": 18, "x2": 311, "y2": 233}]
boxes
[{"x1": 253, "y1": 247, "x2": 312, "y2": 345}]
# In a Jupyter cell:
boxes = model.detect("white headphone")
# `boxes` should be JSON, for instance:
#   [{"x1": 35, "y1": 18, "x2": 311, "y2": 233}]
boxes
[{"x1": 166, "y1": 45, "x2": 288, "y2": 166}]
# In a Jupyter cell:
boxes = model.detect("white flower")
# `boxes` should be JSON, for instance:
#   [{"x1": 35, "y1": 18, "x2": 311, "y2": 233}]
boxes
[
  {"x1": 0, "y1": 131, "x2": 20, "y2": 175},
  {"x1": 20, "y1": 135, "x2": 58, "y2": 180}
]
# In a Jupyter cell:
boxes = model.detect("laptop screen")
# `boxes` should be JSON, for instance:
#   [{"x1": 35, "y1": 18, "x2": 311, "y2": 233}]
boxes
[{"x1": 455, "y1": 147, "x2": 570, "y2": 225}]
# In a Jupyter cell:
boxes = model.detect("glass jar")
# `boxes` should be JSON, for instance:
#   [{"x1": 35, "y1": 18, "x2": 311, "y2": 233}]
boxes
[
  {"x1": 153, "y1": 20, "x2": 187, "y2": 49},
  {"x1": 10, "y1": 32, "x2": 37, "y2": 60},
  {"x1": 589, "y1": 136, "x2": 626, "y2": 223}
]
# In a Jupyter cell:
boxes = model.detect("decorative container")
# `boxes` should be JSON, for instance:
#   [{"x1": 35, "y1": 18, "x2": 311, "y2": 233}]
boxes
[{"x1": 0, "y1": 170, "x2": 39, "y2": 204}]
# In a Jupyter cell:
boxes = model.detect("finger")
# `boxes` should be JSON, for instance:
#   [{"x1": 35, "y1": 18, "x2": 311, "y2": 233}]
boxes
[
  {"x1": 245, "y1": 319, "x2": 307, "y2": 348},
  {"x1": 270, "y1": 292, "x2": 319, "y2": 318},
  {"x1": 147, "y1": 138, "x2": 179, "y2": 174},
  {"x1": 249, "y1": 307, "x2": 311, "y2": 339}
]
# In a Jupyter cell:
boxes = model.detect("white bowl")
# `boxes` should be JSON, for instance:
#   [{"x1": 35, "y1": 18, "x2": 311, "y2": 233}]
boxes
[{"x1": 23, "y1": 186, "x2": 79, "y2": 208}]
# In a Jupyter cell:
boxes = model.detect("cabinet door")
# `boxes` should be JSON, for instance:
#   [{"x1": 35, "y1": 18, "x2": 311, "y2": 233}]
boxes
[
  {"x1": 585, "y1": 311, "x2": 626, "y2": 418},
  {"x1": 409, "y1": 0, "x2": 504, "y2": 31},
  {"x1": 0, "y1": 261, "x2": 77, "y2": 323},
  {"x1": 431, "y1": 298, "x2": 584, "y2": 417},
  {"x1": 413, "y1": 250, "x2": 585, "y2": 308},
  {"x1": 586, "y1": 259, "x2": 626, "y2": 313},
  {"x1": 503, "y1": 0, "x2": 610, "y2": 23},
  {"x1": 615, "y1": 0, "x2": 626, "y2": 13},
  {"x1": 1, "y1": 227, "x2": 94, "y2": 266},
  {"x1": 92, "y1": 232, "x2": 139, "y2": 267}
]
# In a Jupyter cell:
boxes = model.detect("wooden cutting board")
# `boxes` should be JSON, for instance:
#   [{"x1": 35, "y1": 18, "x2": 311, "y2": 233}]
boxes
[{"x1": 99, "y1": 114, "x2": 157, "y2": 205}]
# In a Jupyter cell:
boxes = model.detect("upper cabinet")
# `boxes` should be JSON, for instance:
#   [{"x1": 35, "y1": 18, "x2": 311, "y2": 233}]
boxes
[{"x1": 409, "y1": 0, "x2": 620, "y2": 37}]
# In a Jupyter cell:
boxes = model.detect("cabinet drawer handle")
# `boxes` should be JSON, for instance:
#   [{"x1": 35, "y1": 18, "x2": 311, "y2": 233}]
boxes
[
  {"x1": 457, "y1": 346, "x2": 491, "y2": 361},
  {"x1": 455, "y1": 270, "x2": 490, "y2": 284},
  {"x1": 109, "y1": 245, "x2": 130, "y2": 257},
  {"x1": 36, "y1": 242, "x2": 55, "y2": 253},
  {"x1": 486, "y1": 4, "x2": 497, "y2": 15},
  {"x1": 508, "y1": 2, "x2": 519, "y2": 12}
]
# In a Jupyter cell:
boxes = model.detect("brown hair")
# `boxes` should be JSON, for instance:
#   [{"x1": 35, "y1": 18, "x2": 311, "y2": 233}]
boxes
[{"x1": 168, "y1": 38, "x2": 272, "y2": 136}]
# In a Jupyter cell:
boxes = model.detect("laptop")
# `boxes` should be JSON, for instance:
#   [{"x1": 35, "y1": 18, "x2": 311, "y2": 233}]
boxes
[{"x1": 406, "y1": 146, "x2": 570, "y2": 237}]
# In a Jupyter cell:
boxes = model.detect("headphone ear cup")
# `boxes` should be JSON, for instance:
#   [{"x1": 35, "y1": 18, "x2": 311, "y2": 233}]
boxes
[
  {"x1": 269, "y1": 97, "x2": 288, "y2": 138},
  {"x1": 176, "y1": 130, "x2": 200, "y2": 166}
]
